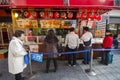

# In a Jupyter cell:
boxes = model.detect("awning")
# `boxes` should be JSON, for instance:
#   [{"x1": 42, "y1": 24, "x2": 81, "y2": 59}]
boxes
[{"x1": 10, "y1": 0, "x2": 115, "y2": 9}]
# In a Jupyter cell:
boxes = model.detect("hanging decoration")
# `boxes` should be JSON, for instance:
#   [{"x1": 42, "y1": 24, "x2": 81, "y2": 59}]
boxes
[
  {"x1": 76, "y1": 12, "x2": 82, "y2": 18},
  {"x1": 61, "y1": 12, "x2": 67, "y2": 19},
  {"x1": 24, "y1": 11, "x2": 30, "y2": 18},
  {"x1": 40, "y1": 11, "x2": 46, "y2": 18},
  {"x1": 30, "y1": 11, "x2": 38, "y2": 19},
  {"x1": 48, "y1": 12, "x2": 53, "y2": 18},
  {"x1": 82, "y1": 12, "x2": 87, "y2": 19},
  {"x1": 68, "y1": 12, "x2": 73, "y2": 19},
  {"x1": 96, "y1": 15, "x2": 102, "y2": 21},
  {"x1": 88, "y1": 12, "x2": 95, "y2": 20},
  {"x1": 54, "y1": 12, "x2": 60, "y2": 18},
  {"x1": 94, "y1": 10, "x2": 102, "y2": 21}
]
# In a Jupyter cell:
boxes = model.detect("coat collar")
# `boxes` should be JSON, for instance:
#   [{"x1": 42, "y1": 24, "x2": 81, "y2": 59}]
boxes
[{"x1": 12, "y1": 37, "x2": 23, "y2": 45}]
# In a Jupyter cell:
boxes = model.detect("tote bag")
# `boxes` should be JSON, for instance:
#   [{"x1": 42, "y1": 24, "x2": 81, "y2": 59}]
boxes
[{"x1": 24, "y1": 54, "x2": 29, "y2": 64}]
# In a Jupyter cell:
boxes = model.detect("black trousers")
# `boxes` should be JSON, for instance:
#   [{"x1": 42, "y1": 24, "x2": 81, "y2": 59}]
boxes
[
  {"x1": 67, "y1": 47, "x2": 77, "y2": 65},
  {"x1": 15, "y1": 73, "x2": 24, "y2": 80},
  {"x1": 46, "y1": 58, "x2": 57, "y2": 71},
  {"x1": 101, "y1": 51, "x2": 110, "y2": 65}
]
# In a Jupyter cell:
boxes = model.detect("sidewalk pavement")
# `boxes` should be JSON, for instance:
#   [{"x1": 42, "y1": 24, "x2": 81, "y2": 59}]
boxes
[{"x1": 0, "y1": 51, "x2": 120, "y2": 80}]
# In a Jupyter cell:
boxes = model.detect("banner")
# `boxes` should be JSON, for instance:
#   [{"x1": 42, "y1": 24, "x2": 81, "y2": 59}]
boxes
[{"x1": 31, "y1": 52, "x2": 43, "y2": 62}]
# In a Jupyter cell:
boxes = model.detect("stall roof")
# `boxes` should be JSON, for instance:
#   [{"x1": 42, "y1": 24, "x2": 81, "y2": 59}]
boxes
[{"x1": 10, "y1": 0, "x2": 117, "y2": 9}]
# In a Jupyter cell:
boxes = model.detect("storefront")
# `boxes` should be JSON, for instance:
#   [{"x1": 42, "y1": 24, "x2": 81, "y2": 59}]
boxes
[{"x1": 8, "y1": 0, "x2": 117, "y2": 59}]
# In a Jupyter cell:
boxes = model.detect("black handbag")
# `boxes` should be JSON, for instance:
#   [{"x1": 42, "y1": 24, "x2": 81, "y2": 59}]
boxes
[{"x1": 83, "y1": 39, "x2": 91, "y2": 46}]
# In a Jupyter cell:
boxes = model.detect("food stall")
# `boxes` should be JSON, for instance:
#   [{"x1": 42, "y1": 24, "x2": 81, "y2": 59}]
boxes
[{"x1": 10, "y1": 0, "x2": 116, "y2": 59}]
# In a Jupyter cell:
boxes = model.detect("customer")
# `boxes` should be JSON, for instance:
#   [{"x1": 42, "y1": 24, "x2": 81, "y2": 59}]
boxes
[
  {"x1": 101, "y1": 30, "x2": 113, "y2": 65},
  {"x1": 8, "y1": 30, "x2": 28, "y2": 80},
  {"x1": 65, "y1": 27, "x2": 79, "y2": 66},
  {"x1": 81, "y1": 27, "x2": 93, "y2": 64},
  {"x1": 44, "y1": 29, "x2": 59, "y2": 73},
  {"x1": 113, "y1": 34, "x2": 118, "y2": 49}
]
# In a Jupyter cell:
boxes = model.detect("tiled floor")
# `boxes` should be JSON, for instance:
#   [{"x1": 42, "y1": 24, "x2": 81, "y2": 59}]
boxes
[{"x1": 0, "y1": 51, "x2": 120, "y2": 80}]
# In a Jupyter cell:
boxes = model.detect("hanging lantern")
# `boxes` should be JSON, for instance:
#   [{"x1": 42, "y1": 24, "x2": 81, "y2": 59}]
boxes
[
  {"x1": 88, "y1": 12, "x2": 95, "y2": 20},
  {"x1": 96, "y1": 15, "x2": 102, "y2": 21},
  {"x1": 94, "y1": 11, "x2": 102, "y2": 21},
  {"x1": 68, "y1": 12, "x2": 73, "y2": 19},
  {"x1": 48, "y1": 12, "x2": 53, "y2": 18},
  {"x1": 54, "y1": 12, "x2": 60, "y2": 18},
  {"x1": 76, "y1": 12, "x2": 82, "y2": 18},
  {"x1": 81, "y1": 12, "x2": 86, "y2": 19},
  {"x1": 61, "y1": 12, "x2": 67, "y2": 19},
  {"x1": 82, "y1": 12, "x2": 87, "y2": 19},
  {"x1": 40, "y1": 11, "x2": 46, "y2": 18},
  {"x1": 24, "y1": 11, "x2": 30, "y2": 18},
  {"x1": 30, "y1": 11, "x2": 38, "y2": 19}
]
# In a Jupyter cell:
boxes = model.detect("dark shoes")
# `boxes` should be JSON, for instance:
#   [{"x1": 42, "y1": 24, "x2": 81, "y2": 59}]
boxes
[
  {"x1": 46, "y1": 69, "x2": 57, "y2": 73},
  {"x1": 99, "y1": 60, "x2": 109, "y2": 66},
  {"x1": 82, "y1": 61, "x2": 89, "y2": 64}
]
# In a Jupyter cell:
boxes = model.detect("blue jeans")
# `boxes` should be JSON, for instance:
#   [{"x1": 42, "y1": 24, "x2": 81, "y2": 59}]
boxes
[{"x1": 83, "y1": 46, "x2": 91, "y2": 64}]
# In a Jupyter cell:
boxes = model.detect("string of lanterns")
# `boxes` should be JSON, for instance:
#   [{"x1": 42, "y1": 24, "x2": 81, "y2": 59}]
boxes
[{"x1": 22, "y1": 9, "x2": 110, "y2": 21}]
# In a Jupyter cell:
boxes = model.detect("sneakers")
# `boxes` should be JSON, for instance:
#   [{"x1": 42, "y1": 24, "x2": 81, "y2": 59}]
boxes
[
  {"x1": 73, "y1": 65, "x2": 76, "y2": 67},
  {"x1": 68, "y1": 64, "x2": 76, "y2": 67}
]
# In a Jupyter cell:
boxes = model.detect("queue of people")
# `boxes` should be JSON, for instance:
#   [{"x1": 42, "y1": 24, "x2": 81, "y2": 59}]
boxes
[{"x1": 8, "y1": 27, "x2": 115, "y2": 80}]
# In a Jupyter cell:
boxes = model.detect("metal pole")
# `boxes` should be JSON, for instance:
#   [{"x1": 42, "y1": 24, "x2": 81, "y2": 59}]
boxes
[
  {"x1": 28, "y1": 50, "x2": 33, "y2": 75},
  {"x1": 90, "y1": 49, "x2": 93, "y2": 71},
  {"x1": 85, "y1": 49, "x2": 96, "y2": 76}
]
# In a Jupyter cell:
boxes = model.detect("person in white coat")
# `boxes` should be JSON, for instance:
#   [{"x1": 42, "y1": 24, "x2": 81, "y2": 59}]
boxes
[{"x1": 8, "y1": 30, "x2": 28, "y2": 80}]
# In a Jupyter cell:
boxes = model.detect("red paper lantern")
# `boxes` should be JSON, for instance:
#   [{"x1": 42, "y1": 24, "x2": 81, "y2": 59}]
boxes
[
  {"x1": 81, "y1": 12, "x2": 86, "y2": 19},
  {"x1": 24, "y1": 11, "x2": 30, "y2": 18},
  {"x1": 82, "y1": 12, "x2": 87, "y2": 19},
  {"x1": 88, "y1": 12, "x2": 95, "y2": 20},
  {"x1": 54, "y1": 12, "x2": 59, "y2": 18},
  {"x1": 30, "y1": 11, "x2": 38, "y2": 19},
  {"x1": 76, "y1": 12, "x2": 82, "y2": 18},
  {"x1": 48, "y1": 12, "x2": 53, "y2": 18},
  {"x1": 96, "y1": 15, "x2": 102, "y2": 21},
  {"x1": 61, "y1": 12, "x2": 67, "y2": 19},
  {"x1": 40, "y1": 11, "x2": 46, "y2": 18},
  {"x1": 68, "y1": 12, "x2": 73, "y2": 19}
]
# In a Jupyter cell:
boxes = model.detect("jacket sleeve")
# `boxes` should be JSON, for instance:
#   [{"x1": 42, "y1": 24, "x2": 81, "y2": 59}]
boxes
[
  {"x1": 10, "y1": 41, "x2": 27, "y2": 57},
  {"x1": 65, "y1": 35, "x2": 68, "y2": 47},
  {"x1": 77, "y1": 36, "x2": 80, "y2": 48}
]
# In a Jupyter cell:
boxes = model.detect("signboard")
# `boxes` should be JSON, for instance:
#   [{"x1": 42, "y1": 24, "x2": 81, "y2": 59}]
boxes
[
  {"x1": 40, "y1": 20, "x2": 61, "y2": 28},
  {"x1": 31, "y1": 52, "x2": 43, "y2": 62},
  {"x1": 61, "y1": 20, "x2": 76, "y2": 28},
  {"x1": 16, "y1": 19, "x2": 38, "y2": 28},
  {"x1": 11, "y1": 0, "x2": 114, "y2": 7}
]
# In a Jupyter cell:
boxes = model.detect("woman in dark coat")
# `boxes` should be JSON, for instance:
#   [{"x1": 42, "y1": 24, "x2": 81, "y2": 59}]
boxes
[{"x1": 44, "y1": 29, "x2": 59, "y2": 73}]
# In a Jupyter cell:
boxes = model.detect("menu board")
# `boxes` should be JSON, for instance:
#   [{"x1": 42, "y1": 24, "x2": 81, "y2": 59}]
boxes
[
  {"x1": 61, "y1": 20, "x2": 76, "y2": 28},
  {"x1": 40, "y1": 20, "x2": 61, "y2": 28},
  {"x1": 16, "y1": 19, "x2": 38, "y2": 28}
]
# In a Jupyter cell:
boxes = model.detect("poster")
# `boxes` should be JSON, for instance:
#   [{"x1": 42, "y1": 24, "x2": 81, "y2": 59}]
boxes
[
  {"x1": 61, "y1": 20, "x2": 76, "y2": 28},
  {"x1": 16, "y1": 19, "x2": 38, "y2": 28},
  {"x1": 81, "y1": 20, "x2": 87, "y2": 27},
  {"x1": 40, "y1": 20, "x2": 61, "y2": 28},
  {"x1": 87, "y1": 21, "x2": 96, "y2": 29}
]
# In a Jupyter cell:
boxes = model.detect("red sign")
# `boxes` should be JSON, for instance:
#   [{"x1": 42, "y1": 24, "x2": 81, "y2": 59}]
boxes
[{"x1": 11, "y1": 0, "x2": 114, "y2": 8}]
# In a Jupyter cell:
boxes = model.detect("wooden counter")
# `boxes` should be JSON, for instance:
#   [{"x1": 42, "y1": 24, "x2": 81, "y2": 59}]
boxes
[{"x1": 38, "y1": 43, "x2": 102, "y2": 60}]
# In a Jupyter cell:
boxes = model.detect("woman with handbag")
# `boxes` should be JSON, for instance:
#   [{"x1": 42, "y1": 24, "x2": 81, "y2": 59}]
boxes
[
  {"x1": 8, "y1": 30, "x2": 28, "y2": 80},
  {"x1": 44, "y1": 29, "x2": 59, "y2": 73}
]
